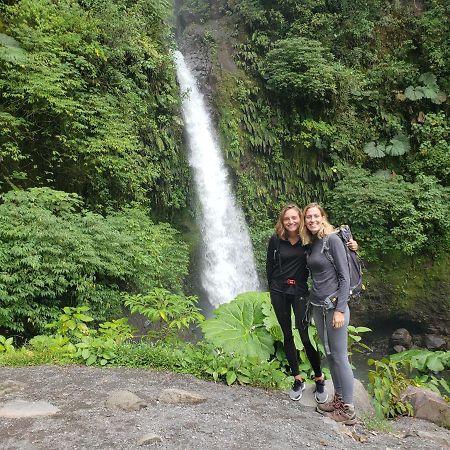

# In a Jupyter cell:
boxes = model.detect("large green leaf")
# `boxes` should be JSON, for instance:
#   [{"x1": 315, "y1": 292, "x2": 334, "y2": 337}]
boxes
[
  {"x1": 385, "y1": 134, "x2": 410, "y2": 156},
  {"x1": 261, "y1": 295, "x2": 283, "y2": 342},
  {"x1": 363, "y1": 141, "x2": 386, "y2": 158},
  {"x1": 425, "y1": 354, "x2": 445, "y2": 372},
  {"x1": 201, "y1": 291, "x2": 275, "y2": 360},
  {"x1": 418, "y1": 72, "x2": 439, "y2": 91},
  {"x1": 404, "y1": 86, "x2": 424, "y2": 101}
]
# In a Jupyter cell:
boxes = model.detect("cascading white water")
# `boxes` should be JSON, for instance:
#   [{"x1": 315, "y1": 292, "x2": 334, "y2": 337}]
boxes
[{"x1": 174, "y1": 50, "x2": 259, "y2": 308}]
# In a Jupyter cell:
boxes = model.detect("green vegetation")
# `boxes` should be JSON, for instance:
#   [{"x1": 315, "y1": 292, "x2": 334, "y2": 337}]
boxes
[
  {"x1": 368, "y1": 349, "x2": 450, "y2": 418},
  {"x1": 325, "y1": 168, "x2": 450, "y2": 261},
  {"x1": 0, "y1": 293, "x2": 369, "y2": 390},
  {"x1": 194, "y1": 0, "x2": 450, "y2": 265},
  {"x1": 0, "y1": 0, "x2": 449, "y2": 427},
  {"x1": 124, "y1": 288, "x2": 204, "y2": 341},
  {"x1": 0, "y1": 188, "x2": 190, "y2": 336},
  {"x1": 0, "y1": 0, "x2": 190, "y2": 213}
]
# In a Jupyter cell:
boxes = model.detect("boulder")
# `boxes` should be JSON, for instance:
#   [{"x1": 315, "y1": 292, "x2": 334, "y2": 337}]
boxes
[
  {"x1": 0, "y1": 400, "x2": 59, "y2": 418},
  {"x1": 158, "y1": 388, "x2": 207, "y2": 405},
  {"x1": 391, "y1": 328, "x2": 412, "y2": 349},
  {"x1": 105, "y1": 390, "x2": 147, "y2": 411},
  {"x1": 400, "y1": 385, "x2": 450, "y2": 428},
  {"x1": 353, "y1": 379, "x2": 376, "y2": 417},
  {"x1": 423, "y1": 334, "x2": 447, "y2": 351},
  {"x1": 298, "y1": 379, "x2": 375, "y2": 417}
]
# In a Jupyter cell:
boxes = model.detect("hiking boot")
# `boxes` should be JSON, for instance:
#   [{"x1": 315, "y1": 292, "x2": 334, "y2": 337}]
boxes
[
  {"x1": 289, "y1": 378, "x2": 306, "y2": 401},
  {"x1": 314, "y1": 379, "x2": 328, "y2": 404},
  {"x1": 327, "y1": 403, "x2": 357, "y2": 425},
  {"x1": 316, "y1": 393, "x2": 343, "y2": 414}
]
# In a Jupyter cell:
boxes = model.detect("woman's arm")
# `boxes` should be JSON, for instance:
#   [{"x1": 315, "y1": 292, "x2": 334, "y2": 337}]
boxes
[
  {"x1": 266, "y1": 235, "x2": 276, "y2": 287},
  {"x1": 328, "y1": 234, "x2": 350, "y2": 313}
]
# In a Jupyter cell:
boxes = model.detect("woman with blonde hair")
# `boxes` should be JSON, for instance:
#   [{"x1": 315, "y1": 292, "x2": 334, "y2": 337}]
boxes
[{"x1": 301, "y1": 202, "x2": 356, "y2": 425}]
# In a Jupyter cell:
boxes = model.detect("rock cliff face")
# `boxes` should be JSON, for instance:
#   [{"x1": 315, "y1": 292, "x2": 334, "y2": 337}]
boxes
[
  {"x1": 175, "y1": 0, "x2": 238, "y2": 116},
  {"x1": 352, "y1": 255, "x2": 450, "y2": 340}
]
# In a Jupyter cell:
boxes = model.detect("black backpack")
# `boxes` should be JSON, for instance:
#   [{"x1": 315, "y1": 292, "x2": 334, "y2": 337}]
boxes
[{"x1": 322, "y1": 225, "x2": 364, "y2": 300}]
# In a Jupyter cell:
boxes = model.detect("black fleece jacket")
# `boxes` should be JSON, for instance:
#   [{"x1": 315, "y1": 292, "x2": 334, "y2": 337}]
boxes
[{"x1": 266, "y1": 234, "x2": 309, "y2": 297}]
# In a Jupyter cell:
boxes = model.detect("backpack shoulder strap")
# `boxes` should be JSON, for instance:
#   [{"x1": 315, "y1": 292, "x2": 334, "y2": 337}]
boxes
[
  {"x1": 321, "y1": 233, "x2": 336, "y2": 267},
  {"x1": 271, "y1": 234, "x2": 282, "y2": 271}
]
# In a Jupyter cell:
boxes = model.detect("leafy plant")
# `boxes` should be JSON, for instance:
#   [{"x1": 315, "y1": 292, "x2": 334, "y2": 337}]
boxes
[
  {"x1": 391, "y1": 348, "x2": 450, "y2": 372},
  {"x1": 201, "y1": 291, "x2": 274, "y2": 360},
  {"x1": 262, "y1": 37, "x2": 345, "y2": 101},
  {"x1": 326, "y1": 168, "x2": 450, "y2": 261},
  {"x1": 27, "y1": 334, "x2": 76, "y2": 359},
  {"x1": 0, "y1": 335, "x2": 14, "y2": 353},
  {"x1": 403, "y1": 73, "x2": 447, "y2": 104},
  {"x1": 98, "y1": 319, "x2": 135, "y2": 344},
  {"x1": 46, "y1": 306, "x2": 94, "y2": 341},
  {"x1": 124, "y1": 288, "x2": 204, "y2": 341},
  {"x1": 347, "y1": 325, "x2": 372, "y2": 359},
  {"x1": 203, "y1": 350, "x2": 288, "y2": 388},
  {"x1": 0, "y1": 188, "x2": 190, "y2": 336},
  {"x1": 363, "y1": 133, "x2": 410, "y2": 158},
  {"x1": 408, "y1": 112, "x2": 450, "y2": 186},
  {"x1": 390, "y1": 349, "x2": 450, "y2": 395},
  {"x1": 0, "y1": 32, "x2": 28, "y2": 64},
  {"x1": 368, "y1": 357, "x2": 415, "y2": 418},
  {"x1": 75, "y1": 336, "x2": 118, "y2": 366},
  {"x1": 0, "y1": 0, "x2": 189, "y2": 211}
]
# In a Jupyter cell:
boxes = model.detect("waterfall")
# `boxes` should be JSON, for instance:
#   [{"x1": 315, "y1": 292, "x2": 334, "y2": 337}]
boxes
[{"x1": 174, "y1": 50, "x2": 259, "y2": 308}]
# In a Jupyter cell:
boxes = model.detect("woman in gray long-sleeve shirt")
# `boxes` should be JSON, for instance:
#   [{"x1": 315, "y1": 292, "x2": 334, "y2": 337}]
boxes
[{"x1": 300, "y1": 202, "x2": 356, "y2": 425}]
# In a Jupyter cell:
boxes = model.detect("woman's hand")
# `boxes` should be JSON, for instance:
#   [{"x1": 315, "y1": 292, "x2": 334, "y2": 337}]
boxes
[
  {"x1": 332, "y1": 311, "x2": 345, "y2": 328},
  {"x1": 347, "y1": 239, "x2": 358, "y2": 252}
]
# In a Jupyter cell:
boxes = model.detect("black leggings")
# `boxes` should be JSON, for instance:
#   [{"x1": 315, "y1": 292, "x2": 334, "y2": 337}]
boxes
[{"x1": 270, "y1": 290, "x2": 322, "y2": 378}]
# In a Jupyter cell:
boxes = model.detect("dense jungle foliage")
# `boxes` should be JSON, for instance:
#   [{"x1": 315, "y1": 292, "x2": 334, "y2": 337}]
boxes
[
  {"x1": 0, "y1": 0, "x2": 448, "y2": 324},
  {"x1": 1, "y1": 0, "x2": 449, "y2": 420},
  {"x1": 182, "y1": 0, "x2": 450, "y2": 265},
  {"x1": 0, "y1": 0, "x2": 194, "y2": 335},
  {"x1": 176, "y1": 0, "x2": 450, "y2": 324},
  {"x1": 0, "y1": 0, "x2": 190, "y2": 213}
]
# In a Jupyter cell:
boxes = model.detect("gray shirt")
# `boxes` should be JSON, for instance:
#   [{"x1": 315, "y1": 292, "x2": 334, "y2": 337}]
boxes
[{"x1": 306, "y1": 233, "x2": 350, "y2": 312}]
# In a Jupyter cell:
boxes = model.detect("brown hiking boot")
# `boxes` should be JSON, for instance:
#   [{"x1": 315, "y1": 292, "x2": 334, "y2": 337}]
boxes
[
  {"x1": 327, "y1": 403, "x2": 357, "y2": 425},
  {"x1": 316, "y1": 393, "x2": 343, "y2": 414}
]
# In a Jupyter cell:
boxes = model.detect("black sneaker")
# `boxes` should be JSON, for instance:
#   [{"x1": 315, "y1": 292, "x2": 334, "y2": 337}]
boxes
[
  {"x1": 314, "y1": 379, "x2": 329, "y2": 404},
  {"x1": 289, "y1": 379, "x2": 306, "y2": 401}
]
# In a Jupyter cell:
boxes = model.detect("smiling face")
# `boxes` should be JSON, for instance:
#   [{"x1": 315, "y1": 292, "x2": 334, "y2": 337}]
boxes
[
  {"x1": 282, "y1": 208, "x2": 301, "y2": 236},
  {"x1": 304, "y1": 206, "x2": 324, "y2": 235}
]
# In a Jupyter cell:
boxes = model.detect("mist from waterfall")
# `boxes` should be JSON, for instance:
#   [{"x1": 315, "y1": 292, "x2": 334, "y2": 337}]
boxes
[{"x1": 174, "y1": 50, "x2": 260, "y2": 308}]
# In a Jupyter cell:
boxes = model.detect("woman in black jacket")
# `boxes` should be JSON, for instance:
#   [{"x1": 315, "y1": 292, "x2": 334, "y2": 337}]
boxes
[{"x1": 266, "y1": 203, "x2": 357, "y2": 402}]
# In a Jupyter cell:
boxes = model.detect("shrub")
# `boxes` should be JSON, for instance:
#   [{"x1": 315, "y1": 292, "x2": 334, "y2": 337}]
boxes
[
  {"x1": 262, "y1": 37, "x2": 344, "y2": 101},
  {"x1": 326, "y1": 168, "x2": 450, "y2": 260},
  {"x1": 0, "y1": 188, "x2": 190, "y2": 335}
]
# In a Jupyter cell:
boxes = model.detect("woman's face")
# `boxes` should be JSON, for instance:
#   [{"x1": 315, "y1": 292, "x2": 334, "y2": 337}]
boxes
[
  {"x1": 282, "y1": 208, "x2": 301, "y2": 235},
  {"x1": 304, "y1": 206, "x2": 324, "y2": 235}
]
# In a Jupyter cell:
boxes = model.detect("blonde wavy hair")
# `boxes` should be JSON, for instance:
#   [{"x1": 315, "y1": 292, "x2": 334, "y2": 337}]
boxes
[
  {"x1": 300, "y1": 202, "x2": 334, "y2": 245},
  {"x1": 275, "y1": 203, "x2": 303, "y2": 240}
]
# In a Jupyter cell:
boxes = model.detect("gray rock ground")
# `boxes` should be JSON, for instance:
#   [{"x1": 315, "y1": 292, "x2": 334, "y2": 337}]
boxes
[{"x1": 0, "y1": 365, "x2": 449, "y2": 450}]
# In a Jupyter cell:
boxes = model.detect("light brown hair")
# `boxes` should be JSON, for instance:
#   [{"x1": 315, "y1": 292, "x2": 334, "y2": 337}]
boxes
[
  {"x1": 300, "y1": 202, "x2": 334, "y2": 245},
  {"x1": 275, "y1": 203, "x2": 303, "y2": 240}
]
